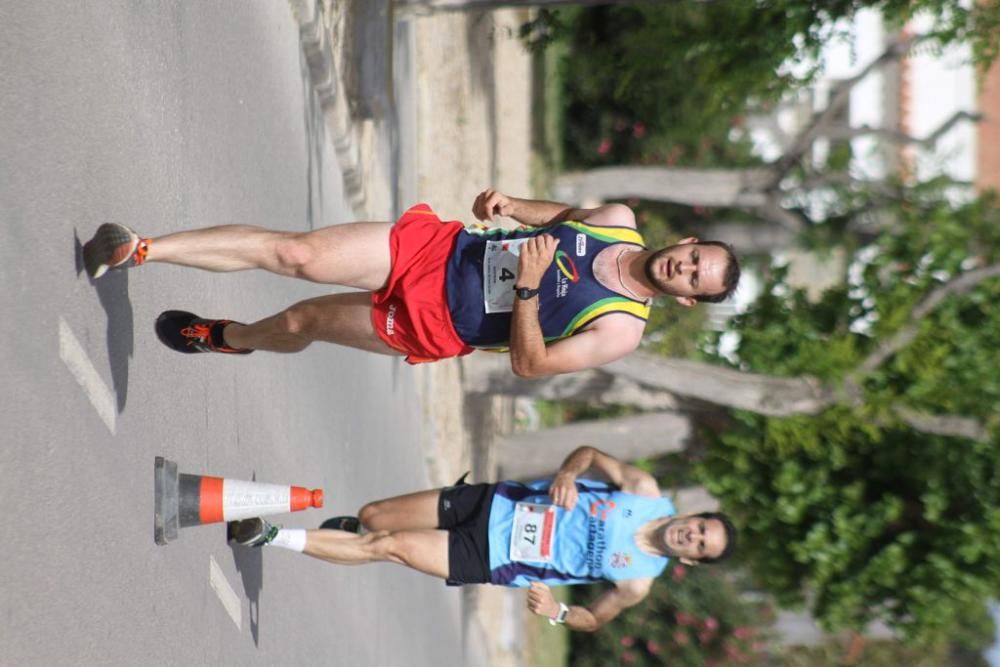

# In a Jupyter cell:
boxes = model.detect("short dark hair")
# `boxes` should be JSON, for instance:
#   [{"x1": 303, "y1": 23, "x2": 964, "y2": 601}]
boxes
[
  {"x1": 693, "y1": 241, "x2": 740, "y2": 303},
  {"x1": 692, "y1": 511, "x2": 737, "y2": 564}
]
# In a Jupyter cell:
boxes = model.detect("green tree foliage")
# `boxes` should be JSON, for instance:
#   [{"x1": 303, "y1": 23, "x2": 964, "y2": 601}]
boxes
[
  {"x1": 570, "y1": 563, "x2": 773, "y2": 666},
  {"x1": 541, "y1": 2, "x2": 794, "y2": 168},
  {"x1": 697, "y1": 187, "x2": 1000, "y2": 641},
  {"x1": 529, "y1": 0, "x2": 1000, "y2": 169}
]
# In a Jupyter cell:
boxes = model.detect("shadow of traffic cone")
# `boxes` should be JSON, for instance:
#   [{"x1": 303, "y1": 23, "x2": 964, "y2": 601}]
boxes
[{"x1": 154, "y1": 456, "x2": 323, "y2": 545}]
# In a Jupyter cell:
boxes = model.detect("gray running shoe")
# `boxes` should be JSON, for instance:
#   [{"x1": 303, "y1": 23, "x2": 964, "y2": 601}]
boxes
[
  {"x1": 83, "y1": 223, "x2": 149, "y2": 278},
  {"x1": 227, "y1": 518, "x2": 279, "y2": 547}
]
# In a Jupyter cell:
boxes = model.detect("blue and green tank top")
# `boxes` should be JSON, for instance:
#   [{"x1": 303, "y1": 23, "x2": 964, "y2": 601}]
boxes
[
  {"x1": 487, "y1": 479, "x2": 676, "y2": 587},
  {"x1": 445, "y1": 222, "x2": 651, "y2": 348}
]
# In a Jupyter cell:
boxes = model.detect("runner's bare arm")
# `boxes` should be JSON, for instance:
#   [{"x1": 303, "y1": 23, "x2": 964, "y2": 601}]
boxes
[
  {"x1": 471, "y1": 189, "x2": 637, "y2": 229},
  {"x1": 509, "y1": 314, "x2": 642, "y2": 378},
  {"x1": 526, "y1": 579, "x2": 652, "y2": 632},
  {"x1": 550, "y1": 446, "x2": 660, "y2": 505}
]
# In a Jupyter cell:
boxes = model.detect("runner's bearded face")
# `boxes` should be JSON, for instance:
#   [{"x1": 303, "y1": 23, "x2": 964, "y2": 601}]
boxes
[{"x1": 644, "y1": 243, "x2": 728, "y2": 299}]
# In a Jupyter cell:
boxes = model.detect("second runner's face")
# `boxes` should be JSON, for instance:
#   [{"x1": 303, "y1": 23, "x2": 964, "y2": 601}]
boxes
[
  {"x1": 644, "y1": 241, "x2": 728, "y2": 303},
  {"x1": 661, "y1": 516, "x2": 727, "y2": 562}
]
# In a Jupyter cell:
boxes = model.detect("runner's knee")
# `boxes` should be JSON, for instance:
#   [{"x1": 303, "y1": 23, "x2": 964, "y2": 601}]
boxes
[
  {"x1": 365, "y1": 531, "x2": 406, "y2": 564},
  {"x1": 375, "y1": 532, "x2": 415, "y2": 565},
  {"x1": 273, "y1": 235, "x2": 315, "y2": 274},
  {"x1": 358, "y1": 501, "x2": 383, "y2": 531},
  {"x1": 278, "y1": 303, "x2": 316, "y2": 337}
]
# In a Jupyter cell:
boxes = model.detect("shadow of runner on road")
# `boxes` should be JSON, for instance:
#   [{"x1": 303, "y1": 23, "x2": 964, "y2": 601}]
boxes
[
  {"x1": 76, "y1": 230, "x2": 133, "y2": 414},
  {"x1": 230, "y1": 472, "x2": 264, "y2": 646},
  {"x1": 231, "y1": 544, "x2": 263, "y2": 646}
]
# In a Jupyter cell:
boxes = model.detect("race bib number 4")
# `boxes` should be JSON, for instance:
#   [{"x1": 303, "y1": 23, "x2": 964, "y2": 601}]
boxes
[
  {"x1": 482, "y1": 238, "x2": 530, "y2": 314},
  {"x1": 509, "y1": 502, "x2": 557, "y2": 563}
]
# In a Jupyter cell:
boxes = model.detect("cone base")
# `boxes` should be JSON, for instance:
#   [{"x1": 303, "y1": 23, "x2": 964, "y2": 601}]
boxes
[{"x1": 154, "y1": 457, "x2": 180, "y2": 545}]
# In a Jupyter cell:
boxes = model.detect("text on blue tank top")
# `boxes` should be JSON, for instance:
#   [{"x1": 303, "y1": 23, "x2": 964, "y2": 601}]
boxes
[
  {"x1": 445, "y1": 222, "x2": 651, "y2": 348},
  {"x1": 487, "y1": 479, "x2": 676, "y2": 587}
]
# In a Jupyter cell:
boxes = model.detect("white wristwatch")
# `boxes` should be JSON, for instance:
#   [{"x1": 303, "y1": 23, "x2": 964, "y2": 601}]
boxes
[{"x1": 548, "y1": 602, "x2": 570, "y2": 626}]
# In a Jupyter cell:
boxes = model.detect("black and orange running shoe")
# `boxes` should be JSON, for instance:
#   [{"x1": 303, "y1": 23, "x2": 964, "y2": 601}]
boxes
[
  {"x1": 155, "y1": 310, "x2": 253, "y2": 355},
  {"x1": 83, "y1": 223, "x2": 151, "y2": 278}
]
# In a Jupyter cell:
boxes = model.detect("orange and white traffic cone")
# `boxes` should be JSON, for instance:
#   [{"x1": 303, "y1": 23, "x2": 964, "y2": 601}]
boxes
[{"x1": 154, "y1": 456, "x2": 323, "y2": 545}]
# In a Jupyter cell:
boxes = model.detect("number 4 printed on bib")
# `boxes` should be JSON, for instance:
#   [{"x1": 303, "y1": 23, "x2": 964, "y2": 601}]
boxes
[{"x1": 483, "y1": 238, "x2": 531, "y2": 314}]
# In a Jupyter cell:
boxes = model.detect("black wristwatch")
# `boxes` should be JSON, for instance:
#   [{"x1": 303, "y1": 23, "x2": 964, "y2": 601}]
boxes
[{"x1": 515, "y1": 285, "x2": 540, "y2": 300}]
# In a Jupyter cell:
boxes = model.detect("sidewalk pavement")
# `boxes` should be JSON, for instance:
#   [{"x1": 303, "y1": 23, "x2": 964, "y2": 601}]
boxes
[{"x1": 288, "y1": 2, "x2": 537, "y2": 665}]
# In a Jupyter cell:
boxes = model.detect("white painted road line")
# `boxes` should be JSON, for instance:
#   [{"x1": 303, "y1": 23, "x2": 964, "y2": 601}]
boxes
[
  {"x1": 209, "y1": 555, "x2": 243, "y2": 631},
  {"x1": 58, "y1": 317, "x2": 116, "y2": 434}
]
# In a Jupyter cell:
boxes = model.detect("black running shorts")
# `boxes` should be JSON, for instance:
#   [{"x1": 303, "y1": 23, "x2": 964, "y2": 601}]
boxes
[{"x1": 438, "y1": 482, "x2": 497, "y2": 585}]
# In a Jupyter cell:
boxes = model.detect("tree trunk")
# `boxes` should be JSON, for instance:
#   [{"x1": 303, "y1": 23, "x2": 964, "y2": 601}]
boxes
[
  {"x1": 464, "y1": 263, "x2": 999, "y2": 442},
  {"x1": 700, "y1": 220, "x2": 796, "y2": 255},
  {"x1": 399, "y1": 0, "x2": 665, "y2": 9},
  {"x1": 463, "y1": 352, "x2": 832, "y2": 417},
  {"x1": 462, "y1": 353, "x2": 681, "y2": 410},
  {"x1": 555, "y1": 166, "x2": 773, "y2": 209},
  {"x1": 496, "y1": 411, "x2": 692, "y2": 480}
]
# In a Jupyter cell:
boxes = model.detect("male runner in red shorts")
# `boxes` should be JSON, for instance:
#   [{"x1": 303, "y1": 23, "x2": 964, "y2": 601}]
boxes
[{"x1": 83, "y1": 189, "x2": 739, "y2": 377}]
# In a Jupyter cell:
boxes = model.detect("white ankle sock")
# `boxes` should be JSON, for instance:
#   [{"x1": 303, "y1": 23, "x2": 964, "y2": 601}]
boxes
[{"x1": 268, "y1": 528, "x2": 307, "y2": 552}]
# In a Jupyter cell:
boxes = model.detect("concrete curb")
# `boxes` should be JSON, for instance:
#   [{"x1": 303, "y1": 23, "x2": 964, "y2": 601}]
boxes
[{"x1": 289, "y1": 0, "x2": 367, "y2": 212}]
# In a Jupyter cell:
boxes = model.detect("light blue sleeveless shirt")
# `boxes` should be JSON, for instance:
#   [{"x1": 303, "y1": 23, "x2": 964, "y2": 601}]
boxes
[{"x1": 487, "y1": 479, "x2": 676, "y2": 587}]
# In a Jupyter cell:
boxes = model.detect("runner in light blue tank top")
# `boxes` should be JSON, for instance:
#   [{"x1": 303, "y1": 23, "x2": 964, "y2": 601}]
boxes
[
  {"x1": 229, "y1": 446, "x2": 737, "y2": 633},
  {"x1": 487, "y1": 479, "x2": 676, "y2": 587}
]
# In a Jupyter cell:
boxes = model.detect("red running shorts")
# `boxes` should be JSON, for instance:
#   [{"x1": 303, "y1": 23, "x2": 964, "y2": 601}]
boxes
[{"x1": 371, "y1": 204, "x2": 475, "y2": 364}]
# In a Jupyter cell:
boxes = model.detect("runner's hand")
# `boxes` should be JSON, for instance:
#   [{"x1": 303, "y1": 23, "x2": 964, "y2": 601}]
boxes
[
  {"x1": 549, "y1": 471, "x2": 578, "y2": 510},
  {"x1": 517, "y1": 235, "x2": 559, "y2": 288},
  {"x1": 527, "y1": 582, "x2": 560, "y2": 618},
  {"x1": 472, "y1": 188, "x2": 513, "y2": 222}
]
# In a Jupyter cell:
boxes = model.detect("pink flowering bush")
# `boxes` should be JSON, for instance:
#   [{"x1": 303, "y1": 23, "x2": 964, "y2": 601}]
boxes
[{"x1": 570, "y1": 563, "x2": 772, "y2": 666}]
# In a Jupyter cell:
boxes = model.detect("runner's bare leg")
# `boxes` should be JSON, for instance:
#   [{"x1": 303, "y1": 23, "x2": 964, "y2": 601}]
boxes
[
  {"x1": 145, "y1": 222, "x2": 393, "y2": 290},
  {"x1": 358, "y1": 489, "x2": 444, "y2": 531},
  {"x1": 303, "y1": 528, "x2": 450, "y2": 579},
  {"x1": 223, "y1": 292, "x2": 400, "y2": 355}
]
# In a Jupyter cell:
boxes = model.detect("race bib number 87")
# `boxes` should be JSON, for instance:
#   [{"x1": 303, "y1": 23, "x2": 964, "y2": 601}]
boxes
[{"x1": 509, "y1": 502, "x2": 557, "y2": 563}]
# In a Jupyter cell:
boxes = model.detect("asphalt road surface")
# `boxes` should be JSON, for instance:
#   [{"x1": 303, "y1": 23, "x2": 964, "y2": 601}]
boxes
[{"x1": 0, "y1": 3, "x2": 483, "y2": 665}]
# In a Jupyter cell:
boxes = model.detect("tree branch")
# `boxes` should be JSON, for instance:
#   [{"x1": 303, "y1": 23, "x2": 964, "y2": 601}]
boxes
[
  {"x1": 816, "y1": 111, "x2": 982, "y2": 148},
  {"x1": 856, "y1": 263, "x2": 1000, "y2": 375},
  {"x1": 398, "y1": 0, "x2": 657, "y2": 9},
  {"x1": 462, "y1": 352, "x2": 832, "y2": 416},
  {"x1": 769, "y1": 33, "x2": 926, "y2": 186},
  {"x1": 554, "y1": 166, "x2": 772, "y2": 209},
  {"x1": 794, "y1": 173, "x2": 903, "y2": 199},
  {"x1": 749, "y1": 194, "x2": 809, "y2": 233},
  {"x1": 892, "y1": 405, "x2": 989, "y2": 442}
]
